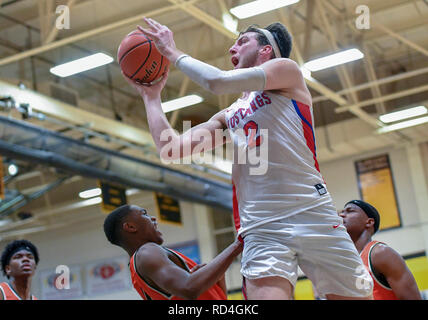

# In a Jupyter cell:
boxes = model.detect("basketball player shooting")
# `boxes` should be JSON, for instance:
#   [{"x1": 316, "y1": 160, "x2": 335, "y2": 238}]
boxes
[{"x1": 123, "y1": 17, "x2": 374, "y2": 300}]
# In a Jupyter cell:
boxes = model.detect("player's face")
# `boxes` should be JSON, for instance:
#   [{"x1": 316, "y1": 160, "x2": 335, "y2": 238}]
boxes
[
  {"x1": 338, "y1": 204, "x2": 368, "y2": 234},
  {"x1": 229, "y1": 32, "x2": 261, "y2": 69},
  {"x1": 130, "y1": 206, "x2": 163, "y2": 245},
  {"x1": 5, "y1": 249, "x2": 37, "y2": 279}
]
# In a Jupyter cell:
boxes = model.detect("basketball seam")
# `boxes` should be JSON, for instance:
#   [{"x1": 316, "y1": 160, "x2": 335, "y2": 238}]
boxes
[
  {"x1": 130, "y1": 40, "x2": 152, "y2": 80},
  {"x1": 151, "y1": 55, "x2": 164, "y2": 83},
  {"x1": 118, "y1": 39, "x2": 150, "y2": 65}
]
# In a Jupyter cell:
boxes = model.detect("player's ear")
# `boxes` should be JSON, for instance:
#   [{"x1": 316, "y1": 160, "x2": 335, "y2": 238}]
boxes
[
  {"x1": 123, "y1": 221, "x2": 137, "y2": 233},
  {"x1": 5, "y1": 265, "x2": 11, "y2": 277},
  {"x1": 366, "y1": 218, "x2": 375, "y2": 230},
  {"x1": 260, "y1": 45, "x2": 273, "y2": 56}
]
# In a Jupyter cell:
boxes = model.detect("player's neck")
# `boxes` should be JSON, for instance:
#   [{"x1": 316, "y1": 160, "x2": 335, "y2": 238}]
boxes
[
  {"x1": 10, "y1": 276, "x2": 32, "y2": 300},
  {"x1": 354, "y1": 230, "x2": 373, "y2": 253}
]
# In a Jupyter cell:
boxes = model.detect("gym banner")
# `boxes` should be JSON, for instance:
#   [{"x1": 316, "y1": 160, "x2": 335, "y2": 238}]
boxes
[
  {"x1": 99, "y1": 181, "x2": 127, "y2": 213},
  {"x1": 154, "y1": 192, "x2": 182, "y2": 225},
  {"x1": 85, "y1": 256, "x2": 131, "y2": 297},
  {"x1": 39, "y1": 265, "x2": 83, "y2": 300},
  {"x1": 355, "y1": 154, "x2": 401, "y2": 231},
  {"x1": 170, "y1": 241, "x2": 201, "y2": 265}
]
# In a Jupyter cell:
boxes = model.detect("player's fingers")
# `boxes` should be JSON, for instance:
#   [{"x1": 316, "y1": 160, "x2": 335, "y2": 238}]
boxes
[
  {"x1": 137, "y1": 26, "x2": 157, "y2": 39},
  {"x1": 146, "y1": 17, "x2": 163, "y2": 29},
  {"x1": 143, "y1": 17, "x2": 161, "y2": 31}
]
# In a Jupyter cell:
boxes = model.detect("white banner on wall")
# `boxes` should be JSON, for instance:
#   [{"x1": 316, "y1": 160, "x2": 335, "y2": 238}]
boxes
[
  {"x1": 85, "y1": 256, "x2": 131, "y2": 297},
  {"x1": 39, "y1": 265, "x2": 84, "y2": 300}
]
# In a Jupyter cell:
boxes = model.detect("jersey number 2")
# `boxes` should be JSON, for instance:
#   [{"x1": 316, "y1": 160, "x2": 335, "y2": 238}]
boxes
[{"x1": 243, "y1": 120, "x2": 262, "y2": 148}]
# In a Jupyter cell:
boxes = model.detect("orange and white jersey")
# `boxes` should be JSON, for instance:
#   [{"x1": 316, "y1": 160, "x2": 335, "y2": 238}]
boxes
[
  {"x1": 225, "y1": 90, "x2": 333, "y2": 236},
  {"x1": 360, "y1": 241, "x2": 398, "y2": 300},
  {"x1": 129, "y1": 247, "x2": 227, "y2": 300},
  {"x1": 0, "y1": 282, "x2": 37, "y2": 300}
]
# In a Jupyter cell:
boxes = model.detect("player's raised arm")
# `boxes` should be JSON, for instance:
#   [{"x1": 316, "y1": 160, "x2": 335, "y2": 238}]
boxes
[
  {"x1": 138, "y1": 18, "x2": 304, "y2": 96},
  {"x1": 122, "y1": 71, "x2": 228, "y2": 161}
]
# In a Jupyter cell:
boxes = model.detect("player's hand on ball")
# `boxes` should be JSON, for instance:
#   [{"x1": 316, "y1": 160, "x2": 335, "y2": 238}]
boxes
[
  {"x1": 122, "y1": 69, "x2": 169, "y2": 100},
  {"x1": 138, "y1": 17, "x2": 178, "y2": 62}
]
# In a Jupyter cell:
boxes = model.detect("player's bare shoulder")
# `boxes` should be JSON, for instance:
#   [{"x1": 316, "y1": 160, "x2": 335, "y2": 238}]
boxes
[{"x1": 371, "y1": 243, "x2": 404, "y2": 268}]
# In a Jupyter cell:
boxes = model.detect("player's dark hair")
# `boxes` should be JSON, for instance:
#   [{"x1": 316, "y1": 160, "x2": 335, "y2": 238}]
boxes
[
  {"x1": 242, "y1": 22, "x2": 292, "y2": 58},
  {"x1": 1, "y1": 240, "x2": 39, "y2": 278},
  {"x1": 103, "y1": 204, "x2": 132, "y2": 247}
]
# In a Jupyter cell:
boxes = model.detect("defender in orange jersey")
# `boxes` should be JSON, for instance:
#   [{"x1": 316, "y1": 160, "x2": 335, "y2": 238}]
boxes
[
  {"x1": 339, "y1": 200, "x2": 421, "y2": 300},
  {"x1": 104, "y1": 204, "x2": 242, "y2": 300},
  {"x1": 1, "y1": 240, "x2": 39, "y2": 300}
]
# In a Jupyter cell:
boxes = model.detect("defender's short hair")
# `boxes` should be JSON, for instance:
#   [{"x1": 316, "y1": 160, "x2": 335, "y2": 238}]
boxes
[
  {"x1": 103, "y1": 205, "x2": 132, "y2": 246},
  {"x1": 1, "y1": 240, "x2": 39, "y2": 278},
  {"x1": 242, "y1": 22, "x2": 293, "y2": 59}
]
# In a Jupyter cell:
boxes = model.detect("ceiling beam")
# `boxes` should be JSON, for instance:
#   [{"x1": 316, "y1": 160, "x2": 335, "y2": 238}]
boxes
[
  {"x1": 373, "y1": 21, "x2": 428, "y2": 57},
  {"x1": 166, "y1": 0, "x2": 237, "y2": 38},
  {"x1": 336, "y1": 83, "x2": 428, "y2": 113},
  {"x1": 0, "y1": 0, "x2": 202, "y2": 67},
  {"x1": 302, "y1": 0, "x2": 315, "y2": 60},
  {"x1": 362, "y1": 43, "x2": 386, "y2": 114},
  {"x1": 316, "y1": 0, "x2": 382, "y2": 128},
  {"x1": 313, "y1": 65, "x2": 428, "y2": 103}
]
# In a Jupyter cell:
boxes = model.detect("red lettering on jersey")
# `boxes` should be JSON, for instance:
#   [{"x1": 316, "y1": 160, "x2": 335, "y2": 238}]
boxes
[
  {"x1": 243, "y1": 107, "x2": 253, "y2": 118},
  {"x1": 234, "y1": 114, "x2": 240, "y2": 125},
  {"x1": 238, "y1": 108, "x2": 245, "y2": 119},
  {"x1": 250, "y1": 101, "x2": 258, "y2": 112},
  {"x1": 261, "y1": 92, "x2": 272, "y2": 104},
  {"x1": 255, "y1": 95, "x2": 264, "y2": 107}
]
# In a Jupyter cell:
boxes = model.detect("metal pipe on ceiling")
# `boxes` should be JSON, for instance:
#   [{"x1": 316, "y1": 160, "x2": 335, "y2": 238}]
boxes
[{"x1": 0, "y1": 115, "x2": 233, "y2": 211}]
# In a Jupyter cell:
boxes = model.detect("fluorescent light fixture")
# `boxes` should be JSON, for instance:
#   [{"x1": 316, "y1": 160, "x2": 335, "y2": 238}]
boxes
[
  {"x1": 81, "y1": 196, "x2": 103, "y2": 206},
  {"x1": 300, "y1": 66, "x2": 312, "y2": 80},
  {"x1": 50, "y1": 53, "x2": 114, "y2": 77},
  {"x1": 222, "y1": 12, "x2": 238, "y2": 33},
  {"x1": 161, "y1": 94, "x2": 204, "y2": 113},
  {"x1": 304, "y1": 49, "x2": 364, "y2": 72},
  {"x1": 377, "y1": 116, "x2": 428, "y2": 134},
  {"x1": 79, "y1": 187, "x2": 102, "y2": 199},
  {"x1": 379, "y1": 106, "x2": 427, "y2": 124},
  {"x1": 8, "y1": 163, "x2": 18, "y2": 176},
  {"x1": 230, "y1": 0, "x2": 300, "y2": 19}
]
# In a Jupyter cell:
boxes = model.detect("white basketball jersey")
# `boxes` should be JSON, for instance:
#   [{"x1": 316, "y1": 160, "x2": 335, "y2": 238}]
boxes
[{"x1": 224, "y1": 90, "x2": 333, "y2": 236}]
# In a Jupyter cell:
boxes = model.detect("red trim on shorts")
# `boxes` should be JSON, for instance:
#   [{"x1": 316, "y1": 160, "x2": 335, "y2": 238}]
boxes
[
  {"x1": 232, "y1": 181, "x2": 244, "y2": 243},
  {"x1": 242, "y1": 277, "x2": 248, "y2": 300}
]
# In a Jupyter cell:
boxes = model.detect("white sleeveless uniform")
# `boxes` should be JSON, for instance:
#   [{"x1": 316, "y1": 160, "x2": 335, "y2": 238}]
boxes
[
  {"x1": 225, "y1": 90, "x2": 373, "y2": 298},
  {"x1": 225, "y1": 90, "x2": 332, "y2": 236}
]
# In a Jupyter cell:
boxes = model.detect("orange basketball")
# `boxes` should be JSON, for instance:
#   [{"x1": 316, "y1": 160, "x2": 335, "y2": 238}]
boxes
[{"x1": 117, "y1": 30, "x2": 169, "y2": 84}]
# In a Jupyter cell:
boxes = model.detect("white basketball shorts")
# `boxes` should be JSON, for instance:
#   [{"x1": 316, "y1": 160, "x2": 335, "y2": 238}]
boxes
[{"x1": 240, "y1": 202, "x2": 373, "y2": 298}]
